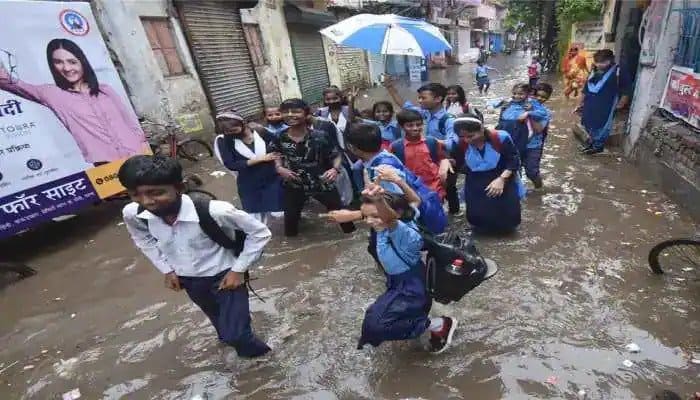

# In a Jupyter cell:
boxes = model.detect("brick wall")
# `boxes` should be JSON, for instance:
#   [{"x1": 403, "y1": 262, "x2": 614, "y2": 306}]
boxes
[{"x1": 333, "y1": 44, "x2": 369, "y2": 89}]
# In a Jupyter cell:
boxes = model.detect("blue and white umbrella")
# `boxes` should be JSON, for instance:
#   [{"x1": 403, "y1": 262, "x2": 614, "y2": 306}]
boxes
[{"x1": 320, "y1": 14, "x2": 451, "y2": 56}]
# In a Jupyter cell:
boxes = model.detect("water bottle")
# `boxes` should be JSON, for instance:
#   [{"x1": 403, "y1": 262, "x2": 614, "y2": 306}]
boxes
[{"x1": 446, "y1": 259, "x2": 466, "y2": 275}]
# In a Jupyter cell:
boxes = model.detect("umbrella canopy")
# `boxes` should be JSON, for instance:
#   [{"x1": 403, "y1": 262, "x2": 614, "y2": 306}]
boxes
[{"x1": 320, "y1": 14, "x2": 451, "y2": 57}]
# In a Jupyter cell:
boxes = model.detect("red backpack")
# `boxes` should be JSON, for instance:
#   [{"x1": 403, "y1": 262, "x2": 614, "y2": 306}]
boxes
[{"x1": 458, "y1": 129, "x2": 503, "y2": 156}]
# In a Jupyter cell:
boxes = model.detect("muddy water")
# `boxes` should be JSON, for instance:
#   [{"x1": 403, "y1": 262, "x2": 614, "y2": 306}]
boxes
[{"x1": 1, "y1": 53, "x2": 698, "y2": 399}]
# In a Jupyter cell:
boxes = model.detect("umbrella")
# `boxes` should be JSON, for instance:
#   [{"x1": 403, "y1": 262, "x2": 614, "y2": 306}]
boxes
[{"x1": 320, "y1": 14, "x2": 451, "y2": 56}]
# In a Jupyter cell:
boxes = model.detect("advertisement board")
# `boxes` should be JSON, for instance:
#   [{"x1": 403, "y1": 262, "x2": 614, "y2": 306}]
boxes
[
  {"x1": 660, "y1": 66, "x2": 700, "y2": 129},
  {"x1": 0, "y1": 1, "x2": 148, "y2": 238}
]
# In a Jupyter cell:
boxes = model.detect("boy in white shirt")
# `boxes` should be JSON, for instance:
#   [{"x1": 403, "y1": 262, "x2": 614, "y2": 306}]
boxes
[{"x1": 120, "y1": 155, "x2": 272, "y2": 358}]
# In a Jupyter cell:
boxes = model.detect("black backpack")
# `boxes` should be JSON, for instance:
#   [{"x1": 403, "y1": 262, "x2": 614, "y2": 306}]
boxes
[
  {"x1": 388, "y1": 227, "x2": 489, "y2": 305},
  {"x1": 136, "y1": 194, "x2": 264, "y2": 300}
]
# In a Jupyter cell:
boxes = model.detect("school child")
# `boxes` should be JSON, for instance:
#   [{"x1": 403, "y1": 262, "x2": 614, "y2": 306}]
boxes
[
  {"x1": 315, "y1": 86, "x2": 359, "y2": 142},
  {"x1": 475, "y1": 60, "x2": 498, "y2": 95},
  {"x1": 263, "y1": 106, "x2": 287, "y2": 137},
  {"x1": 356, "y1": 183, "x2": 457, "y2": 353},
  {"x1": 523, "y1": 83, "x2": 553, "y2": 188},
  {"x1": 389, "y1": 109, "x2": 452, "y2": 203},
  {"x1": 449, "y1": 116, "x2": 525, "y2": 233},
  {"x1": 119, "y1": 155, "x2": 272, "y2": 358},
  {"x1": 528, "y1": 56, "x2": 542, "y2": 89},
  {"x1": 270, "y1": 98, "x2": 356, "y2": 237},
  {"x1": 213, "y1": 111, "x2": 283, "y2": 223},
  {"x1": 577, "y1": 49, "x2": 632, "y2": 154},
  {"x1": 492, "y1": 83, "x2": 549, "y2": 163},
  {"x1": 384, "y1": 80, "x2": 461, "y2": 214},
  {"x1": 369, "y1": 101, "x2": 401, "y2": 150},
  {"x1": 445, "y1": 84, "x2": 482, "y2": 120}
]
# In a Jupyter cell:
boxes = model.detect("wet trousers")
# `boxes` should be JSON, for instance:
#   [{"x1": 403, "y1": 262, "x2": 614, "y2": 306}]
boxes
[
  {"x1": 523, "y1": 146, "x2": 543, "y2": 181},
  {"x1": 283, "y1": 186, "x2": 355, "y2": 236},
  {"x1": 445, "y1": 170, "x2": 460, "y2": 213},
  {"x1": 179, "y1": 271, "x2": 271, "y2": 358}
]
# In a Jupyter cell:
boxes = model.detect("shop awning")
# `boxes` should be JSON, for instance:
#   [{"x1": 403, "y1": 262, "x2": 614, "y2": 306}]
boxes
[{"x1": 284, "y1": 3, "x2": 337, "y2": 27}]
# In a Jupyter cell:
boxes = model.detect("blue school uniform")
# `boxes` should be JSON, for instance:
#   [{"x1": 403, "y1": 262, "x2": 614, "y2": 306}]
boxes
[
  {"x1": 402, "y1": 101, "x2": 457, "y2": 147},
  {"x1": 265, "y1": 122, "x2": 287, "y2": 137},
  {"x1": 495, "y1": 99, "x2": 548, "y2": 161},
  {"x1": 215, "y1": 132, "x2": 283, "y2": 213},
  {"x1": 463, "y1": 130, "x2": 523, "y2": 233},
  {"x1": 582, "y1": 64, "x2": 632, "y2": 150},
  {"x1": 358, "y1": 221, "x2": 431, "y2": 349},
  {"x1": 475, "y1": 65, "x2": 493, "y2": 87},
  {"x1": 524, "y1": 100, "x2": 552, "y2": 181},
  {"x1": 362, "y1": 119, "x2": 401, "y2": 142}
]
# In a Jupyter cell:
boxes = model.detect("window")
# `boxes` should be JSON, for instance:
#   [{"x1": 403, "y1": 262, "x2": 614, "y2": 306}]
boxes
[
  {"x1": 141, "y1": 18, "x2": 185, "y2": 77},
  {"x1": 675, "y1": 9, "x2": 700, "y2": 70}
]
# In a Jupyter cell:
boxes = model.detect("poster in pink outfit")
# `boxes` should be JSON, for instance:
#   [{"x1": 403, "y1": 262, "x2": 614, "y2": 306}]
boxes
[{"x1": 0, "y1": 1, "x2": 149, "y2": 238}]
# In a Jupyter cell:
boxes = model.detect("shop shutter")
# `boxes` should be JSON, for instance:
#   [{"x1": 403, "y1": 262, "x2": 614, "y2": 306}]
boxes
[
  {"x1": 178, "y1": 1, "x2": 263, "y2": 118},
  {"x1": 288, "y1": 24, "x2": 330, "y2": 104}
]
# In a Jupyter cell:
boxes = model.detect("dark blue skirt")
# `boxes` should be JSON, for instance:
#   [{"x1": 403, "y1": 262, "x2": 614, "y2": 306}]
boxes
[
  {"x1": 357, "y1": 268, "x2": 431, "y2": 349},
  {"x1": 465, "y1": 167, "x2": 521, "y2": 233}
]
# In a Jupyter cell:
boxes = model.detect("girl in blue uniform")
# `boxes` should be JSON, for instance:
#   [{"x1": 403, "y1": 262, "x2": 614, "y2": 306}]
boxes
[
  {"x1": 451, "y1": 116, "x2": 524, "y2": 233},
  {"x1": 494, "y1": 83, "x2": 549, "y2": 163},
  {"x1": 577, "y1": 49, "x2": 632, "y2": 154},
  {"x1": 214, "y1": 112, "x2": 283, "y2": 224},
  {"x1": 357, "y1": 184, "x2": 457, "y2": 354}
]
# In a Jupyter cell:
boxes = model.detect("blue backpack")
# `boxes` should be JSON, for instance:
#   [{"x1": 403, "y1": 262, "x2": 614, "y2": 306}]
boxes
[
  {"x1": 389, "y1": 136, "x2": 441, "y2": 164},
  {"x1": 368, "y1": 153, "x2": 447, "y2": 235}
]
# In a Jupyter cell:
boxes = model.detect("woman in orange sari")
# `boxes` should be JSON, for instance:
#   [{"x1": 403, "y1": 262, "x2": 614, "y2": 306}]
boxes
[{"x1": 562, "y1": 47, "x2": 589, "y2": 98}]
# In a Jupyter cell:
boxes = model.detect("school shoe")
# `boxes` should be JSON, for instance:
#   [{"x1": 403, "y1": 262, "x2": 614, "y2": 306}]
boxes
[{"x1": 428, "y1": 317, "x2": 458, "y2": 355}]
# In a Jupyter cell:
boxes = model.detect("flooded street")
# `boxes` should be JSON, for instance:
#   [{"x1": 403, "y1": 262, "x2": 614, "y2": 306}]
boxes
[{"x1": 1, "y1": 53, "x2": 698, "y2": 399}]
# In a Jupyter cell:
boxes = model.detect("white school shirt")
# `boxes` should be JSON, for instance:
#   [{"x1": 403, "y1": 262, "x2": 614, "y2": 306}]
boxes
[{"x1": 122, "y1": 194, "x2": 271, "y2": 276}]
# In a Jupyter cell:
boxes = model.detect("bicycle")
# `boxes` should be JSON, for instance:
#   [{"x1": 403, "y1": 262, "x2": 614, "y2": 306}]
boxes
[
  {"x1": 141, "y1": 119, "x2": 213, "y2": 162},
  {"x1": 648, "y1": 236, "x2": 700, "y2": 275}
]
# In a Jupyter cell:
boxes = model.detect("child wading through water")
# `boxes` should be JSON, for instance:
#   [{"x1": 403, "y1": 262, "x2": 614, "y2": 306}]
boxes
[
  {"x1": 445, "y1": 84, "x2": 483, "y2": 120},
  {"x1": 528, "y1": 56, "x2": 542, "y2": 89},
  {"x1": 384, "y1": 79, "x2": 461, "y2": 215},
  {"x1": 270, "y1": 98, "x2": 356, "y2": 237},
  {"x1": 357, "y1": 183, "x2": 457, "y2": 353},
  {"x1": 213, "y1": 111, "x2": 283, "y2": 223},
  {"x1": 390, "y1": 109, "x2": 453, "y2": 205},
  {"x1": 524, "y1": 83, "x2": 553, "y2": 188},
  {"x1": 475, "y1": 60, "x2": 498, "y2": 95},
  {"x1": 120, "y1": 155, "x2": 272, "y2": 358}
]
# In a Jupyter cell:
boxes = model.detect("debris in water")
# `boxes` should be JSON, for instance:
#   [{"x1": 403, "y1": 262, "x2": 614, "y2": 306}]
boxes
[
  {"x1": 62, "y1": 388, "x2": 81, "y2": 400},
  {"x1": 545, "y1": 375, "x2": 557, "y2": 385},
  {"x1": 54, "y1": 297, "x2": 63, "y2": 301},
  {"x1": 608, "y1": 185, "x2": 615, "y2": 189},
  {"x1": 0, "y1": 361, "x2": 18, "y2": 375},
  {"x1": 210, "y1": 171, "x2": 227, "y2": 178},
  {"x1": 625, "y1": 343, "x2": 641, "y2": 353},
  {"x1": 40, "y1": 350, "x2": 48, "y2": 354},
  {"x1": 117, "y1": 222, "x2": 125, "y2": 226},
  {"x1": 70, "y1": 313, "x2": 76, "y2": 319},
  {"x1": 23, "y1": 364, "x2": 35, "y2": 371},
  {"x1": 682, "y1": 267, "x2": 694, "y2": 272},
  {"x1": 654, "y1": 211, "x2": 663, "y2": 216},
  {"x1": 622, "y1": 359, "x2": 634, "y2": 368},
  {"x1": 577, "y1": 389, "x2": 587, "y2": 399},
  {"x1": 691, "y1": 358, "x2": 700, "y2": 364},
  {"x1": 640, "y1": 189, "x2": 648, "y2": 194}
]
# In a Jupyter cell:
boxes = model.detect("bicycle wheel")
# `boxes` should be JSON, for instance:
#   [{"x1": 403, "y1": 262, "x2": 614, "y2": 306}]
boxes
[
  {"x1": 647, "y1": 238, "x2": 700, "y2": 274},
  {"x1": 177, "y1": 139, "x2": 213, "y2": 161}
]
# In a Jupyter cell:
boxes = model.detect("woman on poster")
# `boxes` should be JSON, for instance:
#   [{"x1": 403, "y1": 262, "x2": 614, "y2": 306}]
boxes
[{"x1": 0, "y1": 38, "x2": 148, "y2": 164}]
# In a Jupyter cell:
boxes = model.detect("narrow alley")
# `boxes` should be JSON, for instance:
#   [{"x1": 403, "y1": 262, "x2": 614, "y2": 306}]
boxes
[{"x1": 0, "y1": 55, "x2": 698, "y2": 400}]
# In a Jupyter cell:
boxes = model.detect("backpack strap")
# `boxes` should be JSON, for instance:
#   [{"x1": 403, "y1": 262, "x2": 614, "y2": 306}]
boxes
[
  {"x1": 487, "y1": 129, "x2": 503, "y2": 154},
  {"x1": 438, "y1": 113, "x2": 454, "y2": 137},
  {"x1": 389, "y1": 139, "x2": 405, "y2": 163},
  {"x1": 425, "y1": 136, "x2": 441, "y2": 164}
]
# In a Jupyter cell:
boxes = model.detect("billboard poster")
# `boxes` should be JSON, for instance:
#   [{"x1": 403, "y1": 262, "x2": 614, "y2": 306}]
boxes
[
  {"x1": 660, "y1": 66, "x2": 700, "y2": 129},
  {"x1": 0, "y1": 1, "x2": 149, "y2": 238}
]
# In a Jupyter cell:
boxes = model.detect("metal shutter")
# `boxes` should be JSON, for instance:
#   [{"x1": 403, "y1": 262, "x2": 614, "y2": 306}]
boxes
[
  {"x1": 336, "y1": 45, "x2": 367, "y2": 89},
  {"x1": 288, "y1": 24, "x2": 329, "y2": 104},
  {"x1": 179, "y1": 1, "x2": 263, "y2": 118}
]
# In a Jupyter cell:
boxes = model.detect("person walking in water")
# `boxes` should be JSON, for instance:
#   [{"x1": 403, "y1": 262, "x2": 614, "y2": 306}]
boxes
[{"x1": 0, "y1": 38, "x2": 147, "y2": 164}]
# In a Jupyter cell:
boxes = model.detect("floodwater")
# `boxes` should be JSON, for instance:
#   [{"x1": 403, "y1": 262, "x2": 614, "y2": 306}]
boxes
[{"x1": 1, "y1": 53, "x2": 698, "y2": 400}]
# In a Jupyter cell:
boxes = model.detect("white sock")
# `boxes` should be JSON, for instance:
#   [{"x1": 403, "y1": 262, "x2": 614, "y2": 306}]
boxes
[{"x1": 428, "y1": 317, "x2": 444, "y2": 332}]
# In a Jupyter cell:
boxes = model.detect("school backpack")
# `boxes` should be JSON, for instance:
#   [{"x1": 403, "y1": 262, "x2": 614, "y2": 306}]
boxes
[
  {"x1": 368, "y1": 153, "x2": 447, "y2": 234},
  {"x1": 389, "y1": 136, "x2": 441, "y2": 164},
  {"x1": 387, "y1": 227, "x2": 495, "y2": 305},
  {"x1": 437, "y1": 113, "x2": 455, "y2": 138},
  {"x1": 135, "y1": 194, "x2": 264, "y2": 300}
]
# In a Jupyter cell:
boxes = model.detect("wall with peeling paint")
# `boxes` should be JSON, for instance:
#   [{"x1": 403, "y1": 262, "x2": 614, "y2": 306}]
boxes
[
  {"x1": 241, "y1": 0, "x2": 302, "y2": 104},
  {"x1": 91, "y1": 0, "x2": 214, "y2": 137}
]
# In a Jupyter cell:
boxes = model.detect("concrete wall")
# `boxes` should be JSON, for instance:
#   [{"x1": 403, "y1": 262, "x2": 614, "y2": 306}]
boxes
[
  {"x1": 323, "y1": 37, "x2": 343, "y2": 87},
  {"x1": 91, "y1": 0, "x2": 213, "y2": 136},
  {"x1": 240, "y1": 0, "x2": 302, "y2": 104},
  {"x1": 624, "y1": 0, "x2": 681, "y2": 155},
  {"x1": 331, "y1": 44, "x2": 370, "y2": 89}
]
